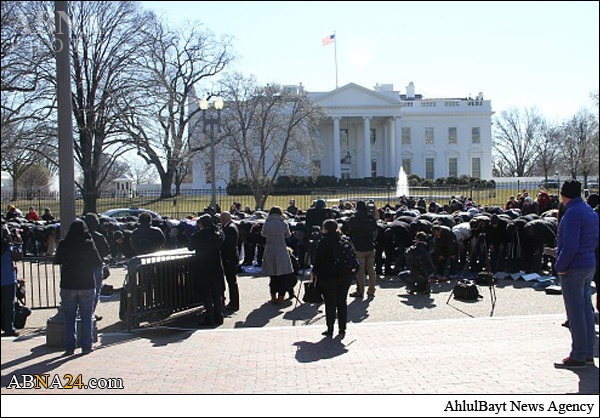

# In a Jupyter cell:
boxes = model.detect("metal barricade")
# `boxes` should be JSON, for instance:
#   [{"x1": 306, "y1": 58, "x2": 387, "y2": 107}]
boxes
[
  {"x1": 18, "y1": 257, "x2": 60, "y2": 310},
  {"x1": 124, "y1": 249, "x2": 201, "y2": 330}
]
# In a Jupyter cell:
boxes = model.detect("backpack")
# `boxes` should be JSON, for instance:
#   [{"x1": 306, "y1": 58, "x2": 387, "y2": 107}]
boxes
[{"x1": 333, "y1": 236, "x2": 360, "y2": 276}]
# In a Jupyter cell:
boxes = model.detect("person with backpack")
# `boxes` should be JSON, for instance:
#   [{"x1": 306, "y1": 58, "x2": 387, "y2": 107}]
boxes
[
  {"x1": 313, "y1": 219, "x2": 353, "y2": 337},
  {"x1": 347, "y1": 200, "x2": 378, "y2": 298}
]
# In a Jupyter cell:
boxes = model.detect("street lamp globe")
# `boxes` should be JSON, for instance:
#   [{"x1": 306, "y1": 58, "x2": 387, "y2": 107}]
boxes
[
  {"x1": 214, "y1": 97, "x2": 224, "y2": 110},
  {"x1": 199, "y1": 98, "x2": 208, "y2": 110}
]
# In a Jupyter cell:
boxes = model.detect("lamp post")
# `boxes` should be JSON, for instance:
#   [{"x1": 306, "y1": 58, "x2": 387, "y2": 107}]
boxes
[{"x1": 199, "y1": 96, "x2": 224, "y2": 210}]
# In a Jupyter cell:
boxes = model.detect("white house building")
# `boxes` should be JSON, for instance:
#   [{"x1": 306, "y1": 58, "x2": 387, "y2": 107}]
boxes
[{"x1": 191, "y1": 82, "x2": 493, "y2": 189}]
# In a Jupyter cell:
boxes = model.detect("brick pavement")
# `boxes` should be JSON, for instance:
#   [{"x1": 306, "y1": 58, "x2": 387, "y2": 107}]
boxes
[{"x1": 1, "y1": 314, "x2": 598, "y2": 397}]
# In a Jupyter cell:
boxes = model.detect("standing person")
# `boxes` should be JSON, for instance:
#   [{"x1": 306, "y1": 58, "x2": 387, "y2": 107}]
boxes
[
  {"x1": 313, "y1": 219, "x2": 352, "y2": 337},
  {"x1": 220, "y1": 211, "x2": 240, "y2": 312},
  {"x1": 130, "y1": 212, "x2": 165, "y2": 256},
  {"x1": 188, "y1": 214, "x2": 226, "y2": 327},
  {"x1": 53, "y1": 219, "x2": 102, "y2": 355},
  {"x1": 1, "y1": 225, "x2": 19, "y2": 337},
  {"x1": 348, "y1": 200, "x2": 378, "y2": 298},
  {"x1": 553, "y1": 179, "x2": 599, "y2": 369},
  {"x1": 84, "y1": 213, "x2": 110, "y2": 322},
  {"x1": 261, "y1": 206, "x2": 294, "y2": 305}
]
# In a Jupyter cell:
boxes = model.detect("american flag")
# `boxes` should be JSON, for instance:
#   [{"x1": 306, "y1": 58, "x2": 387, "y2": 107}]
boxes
[{"x1": 322, "y1": 34, "x2": 335, "y2": 46}]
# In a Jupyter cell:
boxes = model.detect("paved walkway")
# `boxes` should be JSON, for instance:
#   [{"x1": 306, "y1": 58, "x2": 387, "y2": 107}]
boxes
[{"x1": 2, "y1": 266, "x2": 598, "y2": 416}]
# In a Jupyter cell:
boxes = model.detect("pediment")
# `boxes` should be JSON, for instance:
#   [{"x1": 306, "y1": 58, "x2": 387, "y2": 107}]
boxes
[{"x1": 312, "y1": 83, "x2": 400, "y2": 108}]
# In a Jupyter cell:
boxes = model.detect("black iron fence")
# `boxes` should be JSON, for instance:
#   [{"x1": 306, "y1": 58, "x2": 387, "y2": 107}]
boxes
[
  {"x1": 3, "y1": 182, "x2": 598, "y2": 220},
  {"x1": 123, "y1": 249, "x2": 201, "y2": 330}
]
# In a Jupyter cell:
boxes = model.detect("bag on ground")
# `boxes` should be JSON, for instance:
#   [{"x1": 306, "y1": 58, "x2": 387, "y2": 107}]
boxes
[{"x1": 453, "y1": 279, "x2": 481, "y2": 300}]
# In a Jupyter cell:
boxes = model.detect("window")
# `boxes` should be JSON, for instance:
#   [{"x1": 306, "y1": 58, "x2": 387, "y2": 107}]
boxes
[
  {"x1": 425, "y1": 158, "x2": 434, "y2": 179},
  {"x1": 448, "y1": 127, "x2": 457, "y2": 144},
  {"x1": 402, "y1": 158, "x2": 411, "y2": 175},
  {"x1": 449, "y1": 157, "x2": 458, "y2": 177},
  {"x1": 472, "y1": 127, "x2": 480, "y2": 144},
  {"x1": 425, "y1": 127, "x2": 434, "y2": 144},
  {"x1": 472, "y1": 157, "x2": 481, "y2": 178},
  {"x1": 370, "y1": 128, "x2": 376, "y2": 145},
  {"x1": 402, "y1": 127, "x2": 411, "y2": 145},
  {"x1": 371, "y1": 159, "x2": 377, "y2": 177},
  {"x1": 340, "y1": 128, "x2": 349, "y2": 148}
]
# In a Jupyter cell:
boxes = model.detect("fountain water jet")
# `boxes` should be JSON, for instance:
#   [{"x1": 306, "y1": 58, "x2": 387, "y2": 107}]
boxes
[{"x1": 395, "y1": 166, "x2": 410, "y2": 198}]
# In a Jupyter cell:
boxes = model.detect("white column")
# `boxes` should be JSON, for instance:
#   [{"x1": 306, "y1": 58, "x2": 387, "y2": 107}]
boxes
[
  {"x1": 363, "y1": 117, "x2": 371, "y2": 178},
  {"x1": 333, "y1": 117, "x2": 341, "y2": 179},
  {"x1": 387, "y1": 118, "x2": 395, "y2": 177},
  {"x1": 394, "y1": 117, "x2": 401, "y2": 175}
]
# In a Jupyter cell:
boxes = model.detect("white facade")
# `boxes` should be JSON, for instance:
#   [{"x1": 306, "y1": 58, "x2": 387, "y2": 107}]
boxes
[
  {"x1": 310, "y1": 82, "x2": 493, "y2": 181},
  {"x1": 191, "y1": 82, "x2": 493, "y2": 189}
]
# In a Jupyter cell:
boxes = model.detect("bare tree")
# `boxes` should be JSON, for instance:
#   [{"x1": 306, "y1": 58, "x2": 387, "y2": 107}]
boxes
[
  {"x1": 534, "y1": 123, "x2": 561, "y2": 185},
  {"x1": 560, "y1": 108, "x2": 599, "y2": 186},
  {"x1": 492, "y1": 107, "x2": 545, "y2": 177},
  {"x1": 117, "y1": 18, "x2": 233, "y2": 198},
  {"x1": 219, "y1": 74, "x2": 324, "y2": 209},
  {"x1": 18, "y1": 1, "x2": 155, "y2": 213},
  {"x1": 128, "y1": 158, "x2": 159, "y2": 185}
]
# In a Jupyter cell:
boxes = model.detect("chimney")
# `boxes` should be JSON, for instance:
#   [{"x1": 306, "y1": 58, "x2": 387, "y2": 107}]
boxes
[{"x1": 406, "y1": 82, "x2": 415, "y2": 99}]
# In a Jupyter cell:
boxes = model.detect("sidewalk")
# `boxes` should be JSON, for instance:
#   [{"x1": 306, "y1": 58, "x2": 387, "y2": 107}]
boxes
[{"x1": 1, "y1": 314, "x2": 598, "y2": 395}]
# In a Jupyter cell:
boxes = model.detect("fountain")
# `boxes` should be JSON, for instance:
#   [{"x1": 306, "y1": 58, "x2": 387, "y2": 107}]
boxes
[{"x1": 395, "y1": 166, "x2": 410, "y2": 198}]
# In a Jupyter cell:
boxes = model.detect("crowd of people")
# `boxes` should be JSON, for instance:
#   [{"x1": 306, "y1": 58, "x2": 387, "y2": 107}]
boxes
[{"x1": 1, "y1": 183, "x2": 598, "y2": 357}]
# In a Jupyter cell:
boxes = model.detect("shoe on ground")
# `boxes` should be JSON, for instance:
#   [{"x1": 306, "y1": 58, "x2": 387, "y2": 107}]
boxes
[
  {"x1": 561, "y1": 319, "x2": 569, "y2": 328},
  {"x1": 224, "y1": 304, "x2": 239, "y2": 312},
  {"x1": 367, "y1": 292, "x2": 375, "y2": 298},
  {"x1": 81, "y1": 348, "x2": 93, "y2": 355},
  {"x1": 554, "y1": 356, "x2": 586, "y2": 369},
  {"x1": 63, "y1": 350, "x2": 75, "y2": 356},
  {"x1": 586, "y1": 358, "x2": 594, "y2": 365},
  {"x1": 349, "y1": 291, "x2": 363, "y2": 298},
  {"x1": 94, "y1": 314, "x2": 103, "y2": 321},
  {"x1": 2, "y1": 330, "x2": 19, "y2": 337},
  {"x1": 321, "y1": 330, "x2": 333, "y2": 337}
]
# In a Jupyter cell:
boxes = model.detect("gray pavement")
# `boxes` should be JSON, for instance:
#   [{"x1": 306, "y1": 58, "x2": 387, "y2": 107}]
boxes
[{"x1": 1, "y1": 265, "x2": 599, "y2": 414}]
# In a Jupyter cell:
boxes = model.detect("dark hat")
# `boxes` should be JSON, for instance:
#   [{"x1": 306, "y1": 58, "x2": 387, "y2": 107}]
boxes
[
  {"x1": 587, "y1": 193, "x2": 599, "y2": 209},
  {"x1": 560, "y1": 179, "x2": 581, "y2": 199},
  {"x1": 415, "y1": 231, "x2": 428, "y2": 242},
  {"x1": 356, "y1": 200, "x2": 367, "y2": 212},
  {"x1": 315, "y1": 199, "x2": 326, "y2": 209}
]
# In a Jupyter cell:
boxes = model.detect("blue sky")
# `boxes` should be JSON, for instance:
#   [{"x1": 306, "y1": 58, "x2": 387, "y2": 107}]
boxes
[{"x1": 142, "y1": 1, "x2": 599, "y2": 122}]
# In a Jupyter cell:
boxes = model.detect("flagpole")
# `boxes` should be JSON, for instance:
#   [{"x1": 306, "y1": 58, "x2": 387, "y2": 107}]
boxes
[{"x1": 334, "y1": 30, "x2": 338, "y2": 89}]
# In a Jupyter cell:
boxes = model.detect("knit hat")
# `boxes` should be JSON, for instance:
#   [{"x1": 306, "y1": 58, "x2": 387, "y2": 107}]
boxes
[{"x1": 560, "y1": 179, "x2": 581, "y2": 199}]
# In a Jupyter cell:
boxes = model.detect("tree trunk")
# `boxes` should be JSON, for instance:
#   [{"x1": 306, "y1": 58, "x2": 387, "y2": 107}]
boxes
[{"x1": 159, "y1": 171, "x2": 175, "y2": 199}]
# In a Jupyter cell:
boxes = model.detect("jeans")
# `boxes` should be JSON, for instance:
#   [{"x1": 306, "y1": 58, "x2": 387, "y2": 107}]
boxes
[
  {"x1": 1, "y1": 284, "x2": 16, "y2": 333},
  {"x1": 560, "y1": 267, "x2": 596, "y2": 361},
  {"x1": 319, "y1": 276, "x2": 351, "y2": 333},
  {"x1": 60, "y1": 288, "x2": 95, "y2": 352}
]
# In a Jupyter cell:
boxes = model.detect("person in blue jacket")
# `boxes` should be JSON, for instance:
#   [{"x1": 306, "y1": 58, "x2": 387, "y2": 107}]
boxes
[{"x1": 553, "y1": 179, "x2": 599, "y2": 369}]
